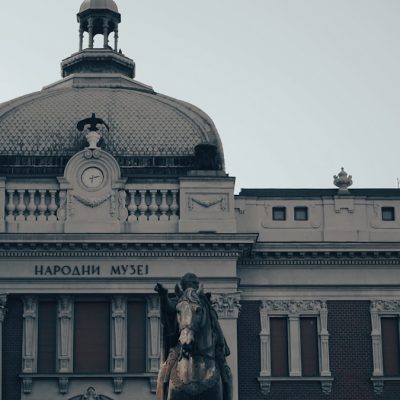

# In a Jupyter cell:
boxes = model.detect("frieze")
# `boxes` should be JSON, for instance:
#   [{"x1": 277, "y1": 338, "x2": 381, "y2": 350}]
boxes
[
  {"x1": 370, "y1": 300, "x2": 400, "y2": 313},
  {"x1": 261, "y1": 300, "x2": 327, "y2": 314}
]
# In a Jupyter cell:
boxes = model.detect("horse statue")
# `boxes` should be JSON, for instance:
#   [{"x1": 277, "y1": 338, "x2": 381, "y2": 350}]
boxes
[{"x1": 156, "y1": 282, "x2": 231, "y2": 400}]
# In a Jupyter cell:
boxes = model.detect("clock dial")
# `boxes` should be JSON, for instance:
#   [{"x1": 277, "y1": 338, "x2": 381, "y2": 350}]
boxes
[{"x1": 81, "y1": 167, "x2": 104, "y2": 189}]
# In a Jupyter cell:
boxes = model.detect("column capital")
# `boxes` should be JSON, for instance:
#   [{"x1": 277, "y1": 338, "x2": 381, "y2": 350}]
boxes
[{"x1": 211, "y1": 292, "x2": 241, "y2": 319}]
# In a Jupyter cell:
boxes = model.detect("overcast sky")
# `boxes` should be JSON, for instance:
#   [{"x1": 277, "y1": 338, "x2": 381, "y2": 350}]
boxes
[{"x1": 1, "y1": 1, "x2": 400, "y2": 192}]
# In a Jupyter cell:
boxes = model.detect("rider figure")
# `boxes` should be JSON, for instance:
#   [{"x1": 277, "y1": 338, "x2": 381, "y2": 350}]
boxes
[{"x1": 155, "y1": 273, "x2": 233, "y2": 400}]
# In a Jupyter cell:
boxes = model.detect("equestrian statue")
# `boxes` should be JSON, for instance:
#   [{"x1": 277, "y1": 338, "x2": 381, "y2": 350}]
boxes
[{"x1": 155, "y1": 273, "x2": 233, "y2": 400}]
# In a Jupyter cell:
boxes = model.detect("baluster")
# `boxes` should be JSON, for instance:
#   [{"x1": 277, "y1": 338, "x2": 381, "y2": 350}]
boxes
[
  {"x1": 149, "y1": 190, "x2": 158, "y2": 222},
  {"x1": 16, "y1": 190, "x2": 27, "y2": 221},
  {"x1": 37, "y1": 190, "x2": 47, "y2": 222},
  {"x1": 170, "y1": 189, "x2": 179, "y2": 221},
  {"x1": 159, "y1": 190, "x2": 169, "y2": 221},
  {"x1": 128, "y1": 190, "x2": 138, "y2": 222},
  {"x1": 48, "y1": 190, "x2": 58, "y2": 222},
  {"x1": 26, "y1": 190, "x2": 37, "y2": 221},
  {"x1": 138, "y1": 190, "x2": 148, "y2": 222},
  {"x1": 6, "y1": 190, "x2": 16, "y2": 222}
]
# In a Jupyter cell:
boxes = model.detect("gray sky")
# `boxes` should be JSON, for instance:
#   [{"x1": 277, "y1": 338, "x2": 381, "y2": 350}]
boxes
[{"x1": 1, "y1": 1, "x2": 400, "y2": 192}]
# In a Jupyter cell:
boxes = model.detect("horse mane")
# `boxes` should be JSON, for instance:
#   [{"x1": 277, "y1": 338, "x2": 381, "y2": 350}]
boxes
[{"x1": 180, "y1": 287, "x2": 203, "y2": 304}]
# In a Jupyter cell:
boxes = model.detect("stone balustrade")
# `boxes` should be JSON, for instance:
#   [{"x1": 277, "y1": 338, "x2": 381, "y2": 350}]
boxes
[{"x1": 2, "y1": 182, "x2": 180, "y2": 233}]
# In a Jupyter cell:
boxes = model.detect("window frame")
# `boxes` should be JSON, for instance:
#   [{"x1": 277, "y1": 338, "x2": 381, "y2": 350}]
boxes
[
  {"x1": 382, "y1": 207, "x2": 395, "y2": 221},
  {"x1": 272, "y1": 207, "x2": 286, "y2": 221},
  {"x1": 294, "y1": 206, "x2": 309, "y2": 221},
  {"x1": 258, "y1": 300, "x2": 333, "y2": 395},
  {"x1": 370, "y1": 300, "x2": 400, "y2": 395}
]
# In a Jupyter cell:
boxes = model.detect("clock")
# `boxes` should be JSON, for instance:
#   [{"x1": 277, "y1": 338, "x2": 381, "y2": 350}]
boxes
[{"x1": 81, "y1": 167, "x2": 104, "y2": 189}]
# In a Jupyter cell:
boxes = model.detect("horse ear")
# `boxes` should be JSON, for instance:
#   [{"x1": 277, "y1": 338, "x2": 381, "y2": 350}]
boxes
[{"x1": 196, "y1": 284, "x2": 204, "y2": 296}]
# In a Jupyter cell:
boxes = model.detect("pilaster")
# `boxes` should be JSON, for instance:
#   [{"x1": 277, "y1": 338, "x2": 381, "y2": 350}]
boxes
[
  {"x1": 0, "y1": 294, "x2": 7, "y2": 400},
  {"x1": 22, "y1": 296, "x2": 38, "y2": 373},
  {"x1": 212, "y1": 292, "x2": 241, "y2": 400},
  {"x1": 147, "y1": 296, "x2": 161, "y2": 375},
  {"x1": 57, "y1": 296, "x2": 74, "y2": 373},
  {"x1": 0, "y1": 178, "x2": 5, "y2": 232},
  {"x1": 111, "y1": 295, "x2": 127, "y2": 373}
]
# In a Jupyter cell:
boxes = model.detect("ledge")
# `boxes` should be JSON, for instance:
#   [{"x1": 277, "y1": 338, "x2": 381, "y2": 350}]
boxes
[
  {"x1": 19, "y1": 373, "x2": 158, "y2": 395},
  {"x1": 258, "y1": 376, "x2": 334, "y2": 396},
  {"x1": 371, "y1": 376, "x2": 400, "y2": 395}
]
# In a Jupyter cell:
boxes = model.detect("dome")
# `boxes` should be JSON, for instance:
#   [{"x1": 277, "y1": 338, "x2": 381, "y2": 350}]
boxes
[
  {"x1": 79, "y1": 0, "x2": 119, "y2": 14},
  {"x1": 0, "y1": 85, "x2": 224, "y2": 177}
]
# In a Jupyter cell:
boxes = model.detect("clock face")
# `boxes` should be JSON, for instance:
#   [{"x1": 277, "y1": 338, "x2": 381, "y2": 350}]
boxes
[{"x1": 81, "y1": 167, "x2": 104, "y2": 189}]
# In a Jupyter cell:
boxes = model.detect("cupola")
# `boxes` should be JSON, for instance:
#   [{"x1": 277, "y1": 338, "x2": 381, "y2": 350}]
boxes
[{"x1": 61, "y1": 0, "x2": 135, "y2": 78}]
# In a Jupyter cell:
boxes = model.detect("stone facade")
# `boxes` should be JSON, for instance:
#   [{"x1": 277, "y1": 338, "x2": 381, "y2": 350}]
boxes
[{"x1": 1, "y1": 1, "x2": 400, "y2": 400}]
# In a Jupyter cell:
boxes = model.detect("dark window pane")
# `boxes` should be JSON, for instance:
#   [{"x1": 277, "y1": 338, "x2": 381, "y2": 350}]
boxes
[
  {"x1": 127, "y1": 301, "x2": 147, "y2": 373},
  {"x1": 382, "y1": 207, "x2": 395, "y2": 221},
  {"x1": 270, "y1": 317, "x2": 289, "y2": 376},
  {"x1": 273, "y1": 207, "x2": 286, "y2": 221},
  {"x1": 38, "y1": 301, "x2": 57, "y2": 373},
  {"x1": 300, "y1": 317, "x2": 319, "y2": 377},
  {"x1": 382, "y1": 317, "x2": 400, "y2": 376},
  {"x1": 74, "y1": 302, "x2": 110, "y2": 373},
  {"x1": 294, "y1": 207, "x2": 308, "y2": 221}
]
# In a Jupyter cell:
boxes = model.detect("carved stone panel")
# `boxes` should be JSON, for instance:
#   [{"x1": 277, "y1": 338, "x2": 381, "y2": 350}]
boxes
[
  {"x1": 111, "y1": 295, "x2": 127, "y2": 373},
  {"x1": 22, "y1": 296, "x2": 38, "y2": 373},
  {"x1": 57, "y1": 296, "x2": 74, "y2": 373}
]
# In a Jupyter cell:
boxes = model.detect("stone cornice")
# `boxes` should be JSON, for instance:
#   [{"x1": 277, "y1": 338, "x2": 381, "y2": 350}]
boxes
[
  {"x1": 241, "y1": 250, "x2": 400, "y2": 266},
  {"x1": 0, "y1": 233, "x2": 256, "y2": 258}
]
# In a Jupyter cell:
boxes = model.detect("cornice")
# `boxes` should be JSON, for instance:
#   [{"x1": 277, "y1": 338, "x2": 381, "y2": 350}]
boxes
[{"x1": 240, "y1": 250, "x2": 400, "y2": 266}]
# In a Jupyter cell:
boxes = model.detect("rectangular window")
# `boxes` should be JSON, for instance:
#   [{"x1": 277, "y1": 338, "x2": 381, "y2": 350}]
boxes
[
  {"x1": 273, "y1": 207, "x2": 286, "y2": 221},
  {"x1": 37, "y1": 301, "x2": 57, "y2": 373},
  {"x1": 74, "y1": 301, "x2": 110, "y2": 373},
  {"x1": 294, "y1": 207, "x2": 308, "y2": 221},
  {"x1": 300, "y1": 317, "x2": 319, "y2": 377},
  {"x1": 382, "y1": 207, "x2": 395, "y2": 221},
  {"x1": 270, "y1": 317, "x2": 289, "y2": 376},
  {"x1": 381, "y1": 317, "x2": 400, "y2": 376},
  {"x1": 127, "y1": 301, "x2": 147, "y2": 373}
]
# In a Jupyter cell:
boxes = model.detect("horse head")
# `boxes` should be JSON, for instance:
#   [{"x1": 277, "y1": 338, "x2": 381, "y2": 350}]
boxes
[{"x1": 176, "y1": 287, "x2": 208, "y2": 357}]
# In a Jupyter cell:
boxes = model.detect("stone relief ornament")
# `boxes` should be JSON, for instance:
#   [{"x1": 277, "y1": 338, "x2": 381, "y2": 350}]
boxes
[
  {"x1": 261, "y1": 300, "x2": 327, "y2": 314},
  {"x1": 333, "y1": 167, "x2": 353, "y2": 192},
  {"x1": 68, "y1": 387, "x2": 113, "y2": 400},
  {"x1": 72, "y1": 192, "x2": 111, "y2": 208},
  {"x1": 57, "y1": 190, "x2": 67, "y2": 221},
  {"x1": 77, "y1": 113, "x2": 109, "y2": 150},
  {"x1": 188, "y1": 196, "x2": 226, "y2": 211},
  {"x1": 211, "y1": 292, "x2": 241, "y2": 318},
  {"x1": 118, "y1": 190, "x2": 128, "y2": 221},
  {"x1": 370, "y1": 300, "x2": 400, "y2": 312}
]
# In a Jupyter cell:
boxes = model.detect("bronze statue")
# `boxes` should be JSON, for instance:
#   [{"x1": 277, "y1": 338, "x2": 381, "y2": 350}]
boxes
[{"x1": 155, "y1": 273, "x2": 233, "y2": 400}]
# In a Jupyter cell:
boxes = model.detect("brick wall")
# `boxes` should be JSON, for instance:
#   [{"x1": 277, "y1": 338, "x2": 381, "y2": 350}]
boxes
[
  {"x1": 3, "y1": 296, "x2": 23, "y2": 400},
  {"x1": 238, "y1": 300, "x2": 400, "y2": 400}
]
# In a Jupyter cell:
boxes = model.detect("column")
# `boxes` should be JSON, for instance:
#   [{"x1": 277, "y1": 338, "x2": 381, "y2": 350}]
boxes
[
  {"x1": 212, "y1": 292, "x2": 241, "y2": 400},
  {"x1": 88, "y1": 18, "x2": 94, "y2": 48},
  {"x1": 288, "y1": 315, "x2": 302, "y2": 376},
  {"x1": 0, "y1": 294, "x2": 7, "y2": 400},
  {"x1": 114, "y1": 28, "x2": 119, "y2": 51},
  {"x1": 111, "y1": 296, "x2": 127, "y2": 373},
  {"x1": 79, "y1": 27, "x2": 84, "y2": 51},
  {"x1": 103, "y1": 19, "x2": 109, "y2": 48},
  {"x1": 57, "y1": 296, "x2": 74, "y2": 373}
]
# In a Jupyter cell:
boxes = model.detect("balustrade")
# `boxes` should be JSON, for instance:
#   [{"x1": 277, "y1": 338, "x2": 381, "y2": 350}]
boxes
[
  {"x1": 124, "y1": 187, "x2": 179, "y2": 223},
  {"x1": 3, "y1": 184, "x2": 180, "y2": 228},
  {"x1": 6, "y1": 189, "x2": 60, "y2": 223}
]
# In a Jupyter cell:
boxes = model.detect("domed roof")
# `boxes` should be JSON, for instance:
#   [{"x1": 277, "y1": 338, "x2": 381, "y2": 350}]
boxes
[
  {"x1": 79, "y1": 0, "x2": 119, "y2": 14},
  {"x1": 0, "y1": 85, "x2": 224, "y2": 176}
]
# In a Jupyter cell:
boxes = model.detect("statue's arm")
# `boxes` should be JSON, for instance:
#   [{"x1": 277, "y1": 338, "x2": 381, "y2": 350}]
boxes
[{"x1": 154, "y1": 283, "x2": 177, "y2": 314}]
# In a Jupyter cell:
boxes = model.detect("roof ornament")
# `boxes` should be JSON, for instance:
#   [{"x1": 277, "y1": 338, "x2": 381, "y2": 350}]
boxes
[
  {"x1": 334, "y1": 167, "x2": 353, "y2": 193},
  {"x1": 77, "y1": 113, "x2": 109, "y2": 150}
]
